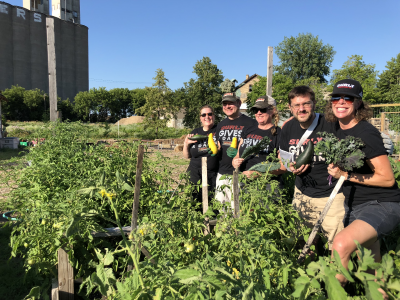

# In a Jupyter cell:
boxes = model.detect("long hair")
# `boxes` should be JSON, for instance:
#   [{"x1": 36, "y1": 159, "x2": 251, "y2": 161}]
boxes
[
  {"x1": 271, "y1": 108, "x2": 279, "y2": 135},
  {"x1": 324, "y1": 98, "x2": 373, "y2": 122}
]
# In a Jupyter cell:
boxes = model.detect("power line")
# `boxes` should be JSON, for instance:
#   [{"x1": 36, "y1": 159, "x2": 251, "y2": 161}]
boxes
[{"x1": 89, "y1": 78, "x2": 152, "y2": 84}]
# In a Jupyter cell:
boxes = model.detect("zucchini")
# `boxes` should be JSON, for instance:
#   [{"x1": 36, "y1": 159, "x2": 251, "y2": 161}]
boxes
[
  {"x1": 295, "y1": 141, "x2": 314, "y2": 168},
  {"x1": 188, "y1": 134, "x2": 208, "y2": 141}
]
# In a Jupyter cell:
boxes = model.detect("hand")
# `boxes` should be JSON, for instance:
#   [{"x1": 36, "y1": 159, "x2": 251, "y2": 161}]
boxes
[
  {"x1": 226, "y1": 147, "x2": 238, "y2": 158},
  {"x1": 232, "y1": 157, "x2": 244, "y2": 169},
  {"x1": 184, "y1": 134, "x2": 196, "y2": 147},
  {"x1": 243, "y1": 170, "x2": 259, "y2": 179},
  {"x1": 327, "y1": 163, "x2": 345, "y2": 179},
  {"x1": 289, "y1": 162, "x2": 309, "y2": 175},
  {"x1": 381, "y1": 132, "x2": 394, "y2": 155}
]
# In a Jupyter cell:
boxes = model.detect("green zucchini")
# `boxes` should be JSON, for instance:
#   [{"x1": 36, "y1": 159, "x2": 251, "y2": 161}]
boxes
[
  {"x1": 295, "y1": 141, "x2": 314, "y2": 168},
  {"x1": 188, "y1": 135, "x2": 208, "y2": 141}
]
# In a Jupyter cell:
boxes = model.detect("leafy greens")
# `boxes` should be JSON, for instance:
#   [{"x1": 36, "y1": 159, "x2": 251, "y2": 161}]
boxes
[
  {"x1": 241, "y1": 136, "x2": 271, "y2": 160},
  {"x1": 314, "y1": 132, "x2": 365, "y2": 172}
]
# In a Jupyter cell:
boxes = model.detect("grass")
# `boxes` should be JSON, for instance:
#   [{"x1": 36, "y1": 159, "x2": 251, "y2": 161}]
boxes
[
  {"x1": 0, "y1": 149, "x2": 27, "y2": 161},
  {"x1": 168, "y1": 159, "x2": 189, "y2": 166}
]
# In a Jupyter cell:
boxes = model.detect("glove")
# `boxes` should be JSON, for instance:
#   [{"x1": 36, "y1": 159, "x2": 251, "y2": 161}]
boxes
[
  {"x1": 206, "y1": 148, "x2": 218, "y2": 157},
  {"x1": 381, "y1": 132, "x2": 394, "y2": 155},
  {"x1": 226, "y1": 147, "x2": 238, "y2": 158}
]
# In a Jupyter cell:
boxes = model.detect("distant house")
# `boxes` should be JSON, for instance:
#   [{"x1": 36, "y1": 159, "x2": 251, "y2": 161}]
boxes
[{"x1": 235, "y1": 74, "x2": 260, "y2": 112}]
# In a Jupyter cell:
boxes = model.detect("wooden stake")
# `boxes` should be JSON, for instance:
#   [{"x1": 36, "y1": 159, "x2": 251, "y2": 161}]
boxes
[
  {"x1": 297, "y1": 176, "x2": 345, "y2": 264},
  {"x1": 380, "y1": 112, "x2": 386, "y2": 133},
  {"x1": 202, "y1": 157, "x2": 209, "y2": 235},
  {"x1": 232, "y1": 168, "x2": 240, "y2": 218},
  {"x1": 266, "y1": 46, "x2": 273, "y2": 97},
  {"x1": 58, "y1": 248, "x2": 74, "y2": 300},
  {"x1": 131, "y1": 145, "x2": 144, "y2": 230}
]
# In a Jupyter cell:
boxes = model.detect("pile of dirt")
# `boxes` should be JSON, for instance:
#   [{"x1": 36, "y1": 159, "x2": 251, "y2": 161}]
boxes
[{"x1": 115, "y1": 116, "x2": 145, "y2": 125}]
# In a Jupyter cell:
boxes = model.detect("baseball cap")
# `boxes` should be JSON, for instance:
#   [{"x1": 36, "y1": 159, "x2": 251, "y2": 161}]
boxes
[
  {"x1": 251, "y1": 96, "x2": 276, "y2": 110},
  {"x1": 330, "y1": 79, "x2": 363, "y2": 98},
  {"x1": 221, "y1": 92, "x2": 239, "y2": 103}
]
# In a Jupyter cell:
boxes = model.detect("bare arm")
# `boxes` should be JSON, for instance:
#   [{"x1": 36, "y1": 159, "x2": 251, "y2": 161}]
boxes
[
  {"x1": 182, "y1": 134, "x2": 196, "y2": 159},
  {"x1": 328, "y1": 155, "x2": 395, "y2": 188}
]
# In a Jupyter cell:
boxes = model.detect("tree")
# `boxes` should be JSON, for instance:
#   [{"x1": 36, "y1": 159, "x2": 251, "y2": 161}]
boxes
[
  {"x1": 131, "y1": 88, "x2": 147, "y2": 116},
  {"x1": 182, "y1": 57, "x2": 224, "y2": 128},
  {"x1": 74, "y1": 90, "x2": 94, "y2": 121},
  {"x1": 24, "y1": 89, "x2": 48, "y2": 120},
  {"x1": 136, "y1": 69, "x2": 179, "y2": 138},
  {"x1": 109, "y1": 88, "x2": 133, "y2": 120},
  {"x1": 2, "y1": 85, "x2": 29, "y2": 121},
  {"x1": 296, "y1": 76, "x2": 328, "y2": 113},
  {"x1": 220, "y1": 78, "x2": 235, "y2": 93},
  {"x1": 275, "y1": 33, "x2": 335, "y2": 83},
  {"x1": 377, "y1": 53, "x2": 400, "y2": 103},
  {"x1": 330, "y1": 55, "x2": 378, "y2": 102}
]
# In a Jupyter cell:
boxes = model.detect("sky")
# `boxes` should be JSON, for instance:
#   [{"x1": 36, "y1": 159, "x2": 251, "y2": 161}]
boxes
[{"x1": 6, "y1": 0, "x2": 400, "y2": 91}]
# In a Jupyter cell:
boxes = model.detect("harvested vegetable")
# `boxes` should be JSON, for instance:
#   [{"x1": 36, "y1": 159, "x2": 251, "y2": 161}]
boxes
[
  {"x1": 241, "y1": 136, "x2": 271, "y2": 160},
  {"x1": 248, "y1": 161, "x2": 281, "y2": 173},
  {"x1": 230, "y1": 137, "x2": 238, "y2": 149},
  {"x1": 188, "y1": 134, "x2": 208, "y2": 141},
  {"x1": 314, "y1": 132, "x2": 365, "y2": 171},
  {"x1": 207, "y1": 133, "x2": 218, "y2": 155},
  {"x1": 294, "y1": 141, "x2": 314, "y2": 169}
]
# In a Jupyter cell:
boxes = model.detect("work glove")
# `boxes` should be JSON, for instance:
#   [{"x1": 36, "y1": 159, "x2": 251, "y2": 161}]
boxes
[
  {"x1": 226, "y1": 147, "x2": 238, "y2": 158},
  {"x1": 381, "y1": 132, "x2": 394, "y2": 155},
  {"x1": 206, "y1": 147, "x2": 218, "y2": 157}
]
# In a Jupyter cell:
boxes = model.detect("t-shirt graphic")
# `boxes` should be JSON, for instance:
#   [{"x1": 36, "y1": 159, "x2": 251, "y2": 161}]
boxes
[{"x1": 215, "y1": 114, "x2": 258, "y2": 175}]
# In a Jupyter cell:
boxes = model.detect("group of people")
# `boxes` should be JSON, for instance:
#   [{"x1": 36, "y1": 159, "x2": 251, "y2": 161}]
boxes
[{"x1": 183, "y1": 79, "x2": 400, "y2": 294}]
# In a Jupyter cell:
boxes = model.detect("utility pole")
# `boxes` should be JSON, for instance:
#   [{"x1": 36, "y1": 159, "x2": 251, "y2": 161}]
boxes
[
  {"x1": 46, "y1": 18, "x2": 58, "y2": 121},
  {"x1": 266, "y1": 46, "x2": 273, "y2": 97}
]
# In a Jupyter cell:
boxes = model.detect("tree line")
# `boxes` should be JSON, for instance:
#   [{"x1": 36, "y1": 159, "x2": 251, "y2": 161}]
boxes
[{"x1": 1, "y1": 33, "x2": 399, "y2": 132}]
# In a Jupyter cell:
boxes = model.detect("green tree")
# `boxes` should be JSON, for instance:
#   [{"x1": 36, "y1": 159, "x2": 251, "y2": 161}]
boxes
[
  {"x1": 296, "y1": 76, "x2": 328, "y2": 113},
  {"x1": 74, "y1": 90, "x2": 94, "y2": 121},
  {"x1": 2, "y1": 85, "x2": 29, "y2": 121},
  {"x1": 136, "y1": 69, "x2": 179, "y2": 138},
  {"x1": 330, "y1": 55, "x2": 378, "y2": 102},
  {"x1": 131, "y1": 88, "x2": 148, "y2": 116},
  {"x1": 182, "y1": 57, "x2": 224, "y2": 128},
  {"x1": 58, "y1": 99, "x2": 78, "y2": 121},
  {"x1": 377, "y1": 53, "x2": 400, "y2": 103},
  {"x1": 275, "y1": 33, "x2": 335, "y2": 83},
  {"x1": 24, "y1": 89, "x2": 48, "y2": 121},
  {"x1": 109, "y1": 88, "x2": 133, "y2": 120}
]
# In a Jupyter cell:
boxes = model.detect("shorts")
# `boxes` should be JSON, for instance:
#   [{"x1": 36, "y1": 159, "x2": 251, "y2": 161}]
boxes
[
  {"x1": 344, "y1": 200, "x2": 400, "y2": 239},
  {"x1": 292, "y1": 186, "x2": 345, "y2": 249}
]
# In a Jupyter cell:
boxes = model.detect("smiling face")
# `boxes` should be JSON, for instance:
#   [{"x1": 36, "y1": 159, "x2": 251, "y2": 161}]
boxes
[
  {"x1": 331, "y1": 95, "x2": 360, "y2": 123},
  {"x1": 289, "y1": 95, "x2": 315, "y2": 124},
  {"x1": 222, "y1": 100, "x2": 241, "y2": 119},
  {"x1": 254, "y1": 108, "x2": 273, "y2": 126},
  {"x1": 199, "y1": 107, "x2": 215, "y2": 127}
]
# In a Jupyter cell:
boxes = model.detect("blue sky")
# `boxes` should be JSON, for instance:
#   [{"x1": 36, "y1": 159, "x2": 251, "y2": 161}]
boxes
[{"x1": 7, "y1": 0, "x2": 400, "y2": 90}]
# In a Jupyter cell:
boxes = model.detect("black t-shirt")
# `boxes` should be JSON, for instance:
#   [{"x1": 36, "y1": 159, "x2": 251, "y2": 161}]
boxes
[
  {"x1": 186, "y1": 125, "x2": 219, "y2": 174},
  {"x1": 335, "y1": 121, "x2": 400, "y2": 207},
  {"x1": 216, "y1": 114, "x2": 258, "y2": 175},
  {"x1": 238, "y1": 125, "x2": 281, "y2": 172},
  {"x1": 279, "y1": 114, "x2": 337, "y2": 198}
]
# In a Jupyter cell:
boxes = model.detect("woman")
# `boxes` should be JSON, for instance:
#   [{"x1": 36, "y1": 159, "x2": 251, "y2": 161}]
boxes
[
  {"x1": 183, "y1": 105, "x2": 218, "y2": 204},
  {"x1": 232, "y1": 96, "x2": 283, "y2": 179},
  {"x1": 326, "y1": 79, "x2": 400, "y2": 290}
]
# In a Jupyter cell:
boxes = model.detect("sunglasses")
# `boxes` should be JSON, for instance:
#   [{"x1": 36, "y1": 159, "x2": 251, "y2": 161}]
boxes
[
  {"x1": 252, "y1": 108, "x2": 269, "y2": 114},
  {"x1": 330, "y1": 96, "x2": 355, "y2": 105},
  {"x1": 200, "y1": 113, "x2": 213, "y2": 117}
]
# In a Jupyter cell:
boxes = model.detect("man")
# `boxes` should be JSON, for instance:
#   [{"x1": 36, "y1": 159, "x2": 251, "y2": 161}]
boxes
[
  {"x1": 214, "y1": 92, "x2": 257, "y2": 209},
  {"x1": 278, "y1": 86, "x2": 345, "y2": 249}
]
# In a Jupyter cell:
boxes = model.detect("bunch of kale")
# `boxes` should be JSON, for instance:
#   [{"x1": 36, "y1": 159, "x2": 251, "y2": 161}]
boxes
[
  {"x1": 314, "y1": 132, "x2": 365, "y2": 172},
  {"x1": 241, "y1": 136, "x2": 271, "y2": 160}
]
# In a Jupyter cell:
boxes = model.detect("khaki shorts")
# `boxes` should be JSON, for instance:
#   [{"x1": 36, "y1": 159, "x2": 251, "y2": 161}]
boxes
[{"x1": 292, "y1": 186, "x2": 345, "y2": 249}]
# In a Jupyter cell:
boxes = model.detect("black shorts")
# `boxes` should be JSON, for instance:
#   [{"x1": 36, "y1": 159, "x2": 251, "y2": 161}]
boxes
[{"x1": 344, "y1": 200, "x2": 400, "y2": 239}]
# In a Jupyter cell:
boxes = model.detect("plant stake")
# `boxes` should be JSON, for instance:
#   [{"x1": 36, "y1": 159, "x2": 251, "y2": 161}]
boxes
[{"x1": 297, "y1": 175, "x2": 345, "y2": 264}]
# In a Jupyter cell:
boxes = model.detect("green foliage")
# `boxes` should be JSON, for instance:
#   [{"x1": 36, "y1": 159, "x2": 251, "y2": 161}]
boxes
[
  {"x1": 136, "y1": 69, "x2": 181, "y2": 138},
  {"x1": 275, "y1": 33, "x2": 336, "y2": 83},
  {"x1": 241, "y1": 136, "x2": 271, "y2": 160},
  {"x1": 182, "y1": 57, "x2": 224, "y2": 128},
  {"x1": 131, "y1": 88, "x2": 148, "y2": 116},
  {"x1": 220, "y1": 78, "x2": 235, "y2": 93},
  {"x1": 330, "y1": 55, "x2": 378, "y2": 102},
  {"x1": 296, "y1": 76, "x2": 328, "y2": 114},
  {"x1": 378, "y1": 53, "x2": 400, "y2": 103},
  {"x1": 314, "y1": 132, "x2": 365, "y2": 171}
]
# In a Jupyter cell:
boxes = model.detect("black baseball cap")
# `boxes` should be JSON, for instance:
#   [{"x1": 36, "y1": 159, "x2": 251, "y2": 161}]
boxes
[
  {"x1": 330, "y1": 79, "x2": 363, "y2": 98},
  {"x1": 251, "y1": 96, "x2": 276, "y2": 111},
  {"x1": 221, "y1": 92, "x2": 239, "y2": 103}
]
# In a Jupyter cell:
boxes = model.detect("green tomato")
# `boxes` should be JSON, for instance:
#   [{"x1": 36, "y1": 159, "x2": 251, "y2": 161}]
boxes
[
  {"x1": 128, "y1": 233, "x2": 134, "y2": 240},
  {"x1": 24, "y1": 242, "x2": 28, "y2": 248},
  {"x1": 28, "y1": 259, "x2": 34, "y2": 265},
  {"x1": 41, "y1": 220, "x2": 46, "y2": 225},
  {"x1": 184, "y1": 243, "x2": 195, "y2": 253}
]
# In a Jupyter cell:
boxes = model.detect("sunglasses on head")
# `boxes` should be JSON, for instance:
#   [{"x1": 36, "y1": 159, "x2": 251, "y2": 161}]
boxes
[
  {"x1": 200, "y1": 112, "x2": 213, "y2": 117},
  {"x1": 330, "y1": 96, "x2": 355, "y2": 105}
]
